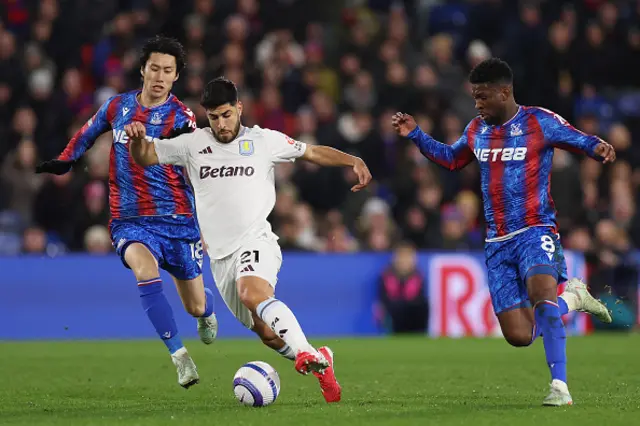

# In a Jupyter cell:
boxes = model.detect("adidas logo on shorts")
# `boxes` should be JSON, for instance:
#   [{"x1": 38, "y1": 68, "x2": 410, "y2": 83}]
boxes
[{"x1": 240, "y1": 265, "x2": 255, "y2": 273}]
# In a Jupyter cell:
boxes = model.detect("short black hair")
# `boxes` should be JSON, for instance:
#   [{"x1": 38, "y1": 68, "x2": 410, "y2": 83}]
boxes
[
  {"x1": 200, "y1": 77, "x2": 238, "y2": 109},
  {"x1": 140, "y1": 35, "x2": 186, "y2": 74},
  {"x1": 469, "y1": 57, "x2": 513, "y2": 85}
]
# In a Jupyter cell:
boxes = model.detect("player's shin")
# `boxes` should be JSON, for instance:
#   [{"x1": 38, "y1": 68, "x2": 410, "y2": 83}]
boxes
[
  {"x1": 558, "y1": 295, "x2": 571, "y2": 316},
  {"x1": 276, "y1": 344, "x2": 296, "y2": 360},
  {"x1": 138, "y1": 278, "x2": 184, "y2": 354},
  {"x1": 251, "y1": 312, "x2": 296, "y2": 361},
  {"x1": 196, "y1": 287, "x2": 218, "y2": 344},
  {"x1": 256, "y1": 297, "x2": 315, "y2": 355},
  {"x1": 528, "y1": 321, "x2": 542, "y2": 345},
  {"x1": 252, "y1": 316, "x2": 296, "y2": 361},
  {"x1": 202, "y1": 287, "x2": 215, "y2": 317},
  {"x1": 534, "y1": 300, "x2": 567, "y2": 383}
]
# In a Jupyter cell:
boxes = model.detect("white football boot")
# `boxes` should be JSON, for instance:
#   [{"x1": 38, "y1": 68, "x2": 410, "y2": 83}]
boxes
[
  {"x1": 171, "y1": 348, "x2": 199, "y2": 389},
  {"x1": 562, "y1": 278, "x2": 612, "y2": 323},
  {"x1": 543, "y1": 379, "x2": 573, "y2": 406},
  {"x1": 197, "y1": 313, "x2": 219, "y2": 344}
]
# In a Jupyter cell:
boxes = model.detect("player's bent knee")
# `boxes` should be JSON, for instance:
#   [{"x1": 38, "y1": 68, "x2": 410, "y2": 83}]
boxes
[
  {"x1": 238, "y1": 291, "x2": 260, "y2": 311},
  {"x1": 503, "y1": 329, "x2": 533, "y2": 347},
  {"x1": 237, "y1": 276, "x2": 274, "y2": 312}
]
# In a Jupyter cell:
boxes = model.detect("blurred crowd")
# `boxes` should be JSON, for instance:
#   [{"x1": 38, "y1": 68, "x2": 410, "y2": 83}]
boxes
[{"x1": 0, "y1": 0, "x2": 639, "y2": 299}]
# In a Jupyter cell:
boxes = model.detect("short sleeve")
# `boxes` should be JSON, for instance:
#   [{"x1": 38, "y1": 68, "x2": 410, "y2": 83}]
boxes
[
  {"x1": 265, "y1": 129, "x2": 307, "y2": 163},
  {"x1": 154, "y1": 132, "x2": 195, "y2": 167}
]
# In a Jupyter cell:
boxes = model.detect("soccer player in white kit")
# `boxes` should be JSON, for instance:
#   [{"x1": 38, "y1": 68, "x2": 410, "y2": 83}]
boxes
[{"x1": 125, "y1": 77, "x2": 372, "y2": 403}]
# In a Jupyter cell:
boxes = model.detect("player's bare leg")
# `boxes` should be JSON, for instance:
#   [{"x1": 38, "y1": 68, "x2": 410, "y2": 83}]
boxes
[
  {"x1": 125, "y1": 243, "x2": 198, "y2": 388},
  {"x1": 496, "y1": 307, "x2": 536, "y2": 347},
  {"x1": 171, "y1": 275, "x2": 218, "y2": 344},
  {"x1": 527, "y1": 273, "x2": 572, "y2": 406},
  {"x1": 238, "y1": 276, "x2": 341, "y2": 402}
]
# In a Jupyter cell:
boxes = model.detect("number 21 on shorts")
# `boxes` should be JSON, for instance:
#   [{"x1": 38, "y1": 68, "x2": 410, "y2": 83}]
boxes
[{"x1": 240, "y1": 250, "x2": 260, "y2": 264}]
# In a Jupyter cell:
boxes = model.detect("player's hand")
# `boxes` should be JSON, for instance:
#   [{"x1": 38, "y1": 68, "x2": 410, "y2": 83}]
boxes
[
  {"x1": 124, "y1": 121, "x2": 147, "y2": 141},
  {"x1": 391, "y1": 112, "x2": 418, "y2": 137},
  {"x1": 594, "y1": 141, "x2": 616, "y2": 164},
  {"x1": 35, "y1": 159, "x2": 77, "y2": 175},
  {"x1": 351, "y1": 157, "x2": 372, "y2": 192}
]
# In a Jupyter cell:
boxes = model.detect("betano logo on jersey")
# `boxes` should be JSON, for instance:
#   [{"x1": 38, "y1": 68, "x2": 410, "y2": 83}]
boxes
[
  {"x1": 473, "y1": 147, "x2": 527, "y2": 162},
  {"x1": 199, "y1": 165, "x2": 255, "y2": 179}
]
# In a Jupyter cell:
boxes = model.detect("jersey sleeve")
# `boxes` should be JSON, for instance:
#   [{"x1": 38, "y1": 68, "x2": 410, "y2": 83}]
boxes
[
  {"x1": 407, "y1": 122, "x2": 475, "y2": 171},
  {"x1": 265, "y1": 129, "x2": 307, "y2": 163},
  {"x1": 58, "y1": 96, "x2": 115, "y2": 161},
  {"x1": 167, "y1": 103, "x2": 198, "y2": 137},
  {"x1": 535, "y1": 108, "x2": 602, "y2": 159},
  {"x1": 154, "y1": 132, "x2": 196, "y2": 167}
]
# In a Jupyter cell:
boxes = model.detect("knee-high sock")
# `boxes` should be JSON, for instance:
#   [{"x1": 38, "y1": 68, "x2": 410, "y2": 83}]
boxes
[
  {"x1": 138, "y1": 278, "x2": 183, "y2": 354},
  {"x1": 534, "y1": 300, "x2": 567, "y2": 383},
  {"x1": 257, "y1": 298, "x2": 314, "y2": 355}
]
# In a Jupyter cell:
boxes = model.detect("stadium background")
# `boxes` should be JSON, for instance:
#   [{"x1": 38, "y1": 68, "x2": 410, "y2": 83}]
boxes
[{"x1": 1, "y1": 0, "x2": 639, "y2": 340}]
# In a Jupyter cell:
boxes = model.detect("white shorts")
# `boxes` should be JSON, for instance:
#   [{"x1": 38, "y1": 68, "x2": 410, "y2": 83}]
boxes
[{"x1": 210, "y1": 235, "x2": 282, "y2": 328}]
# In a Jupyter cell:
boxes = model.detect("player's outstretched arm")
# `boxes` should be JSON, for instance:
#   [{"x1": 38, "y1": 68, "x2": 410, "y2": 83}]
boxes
[
  {"x1": 125, "y1": 122, "x2": 160, "y2": 166},
  {"x1": 35, "y1": 97, "x2": 115, "y2": 175},
  {"x1": 392, "y1": 112, "x2": 475, "y2": 171},
  {"x1": 301, "y1": 145, "x2": 372, "y2": 192},
  {"x1": 536, "y1": 108, "x2": 616, "y2": 164}
]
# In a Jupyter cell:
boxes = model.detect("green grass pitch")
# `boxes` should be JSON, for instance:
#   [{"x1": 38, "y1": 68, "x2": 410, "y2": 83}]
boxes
[{"x1": 1, "y1": 334, "x2": 638, "y2": 425}]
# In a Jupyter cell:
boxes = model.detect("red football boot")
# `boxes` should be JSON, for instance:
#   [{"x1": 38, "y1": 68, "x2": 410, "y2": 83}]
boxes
[
  {"x1": 313, "y1": 346, "x2": 341, "y2": 403},
  {"x1": 294, "y1": 348, "x2": 329, "y2": 375}
]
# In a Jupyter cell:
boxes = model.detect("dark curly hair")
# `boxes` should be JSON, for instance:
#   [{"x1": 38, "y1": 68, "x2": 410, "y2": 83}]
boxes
[{"x1": 469, "y1": 57, "x2": 513, "y2": 85}]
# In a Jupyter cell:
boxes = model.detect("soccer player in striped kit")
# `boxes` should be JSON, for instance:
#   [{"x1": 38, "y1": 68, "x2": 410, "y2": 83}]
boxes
[
  {"x1": 35, "y1": 36, "x2": 217, "y2": 389},
  {"x1": 392, "y1": 58, "x2": 615, "y2": 406}
]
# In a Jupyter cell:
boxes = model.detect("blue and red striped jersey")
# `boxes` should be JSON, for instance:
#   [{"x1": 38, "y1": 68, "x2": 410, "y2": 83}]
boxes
[
  {"x1": 409, "y1": 106, "x2": 604, "y2": 240},
  {"x1": 58, "y1": 90, "x2": 197, "y2": 219}
]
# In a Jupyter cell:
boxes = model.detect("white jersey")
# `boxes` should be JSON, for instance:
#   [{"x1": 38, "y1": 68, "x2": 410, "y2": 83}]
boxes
[{"x1": 154, "y1": 125, "x2": 306, "y2": 259}]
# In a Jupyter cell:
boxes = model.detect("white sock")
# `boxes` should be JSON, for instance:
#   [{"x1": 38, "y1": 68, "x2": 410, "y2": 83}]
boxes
[
  {"x1": 257, "y1": 298, "x2": 314, "y2": 355},
  {"x1": 276, "y1": 344, "x2": 296, "y2": 360},
  {"x1": 559, "y1": 292, "x2": 579, "y2": 312}
]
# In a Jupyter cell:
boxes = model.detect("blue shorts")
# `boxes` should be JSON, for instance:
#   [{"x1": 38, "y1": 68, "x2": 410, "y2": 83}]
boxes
[
  {"x1": 109, "y1": 215, "x2": 203, "y2": 281},
  {"x1": 484, "y1": 226, "x2": 567, "y2": 315}
]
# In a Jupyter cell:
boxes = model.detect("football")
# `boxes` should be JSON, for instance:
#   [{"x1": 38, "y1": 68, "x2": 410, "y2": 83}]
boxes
[{"x1": 233, "y1": 361, "x2": 281, "y2": 407}]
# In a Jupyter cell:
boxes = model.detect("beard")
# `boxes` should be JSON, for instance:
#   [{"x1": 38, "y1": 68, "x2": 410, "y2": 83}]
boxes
[{"x1": 213, "y1": 119, "x2": 241, "y2": 143}]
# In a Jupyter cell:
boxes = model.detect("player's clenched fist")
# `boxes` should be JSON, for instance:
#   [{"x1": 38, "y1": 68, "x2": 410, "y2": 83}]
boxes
[
  {"x1": 124, "y1": 121, "x2": 147, "y2": 141},
  {"x1": 351, "y1": 158, "x2": 372, "y2": 192},
  {"x1": 594, "y1": 141, "x2": 616, "y2": 164},
  {"x1": 391, "y1": 112, "x2": 418, "y2": 137}
]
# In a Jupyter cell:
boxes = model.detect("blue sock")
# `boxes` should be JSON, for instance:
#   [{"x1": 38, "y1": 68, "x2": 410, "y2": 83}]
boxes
[
  {"x1": 529, "y1": 295, "x2": 569, "y2": 345},
  {"x1": 528, "y1": 321, "x2": 542, "y2": 345},
  {"x1": 202, "y1": 287, "x2": 214, "y2": 317},
  {"x1": 138, "y1": 278, "x2": 183, "y2": 354},
  {"x1": 534, "y1": 300, "x2": 567, "y2": 383},
  {"x1": 558, "y1": 296, "x2": 569, "y2": 316}
]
